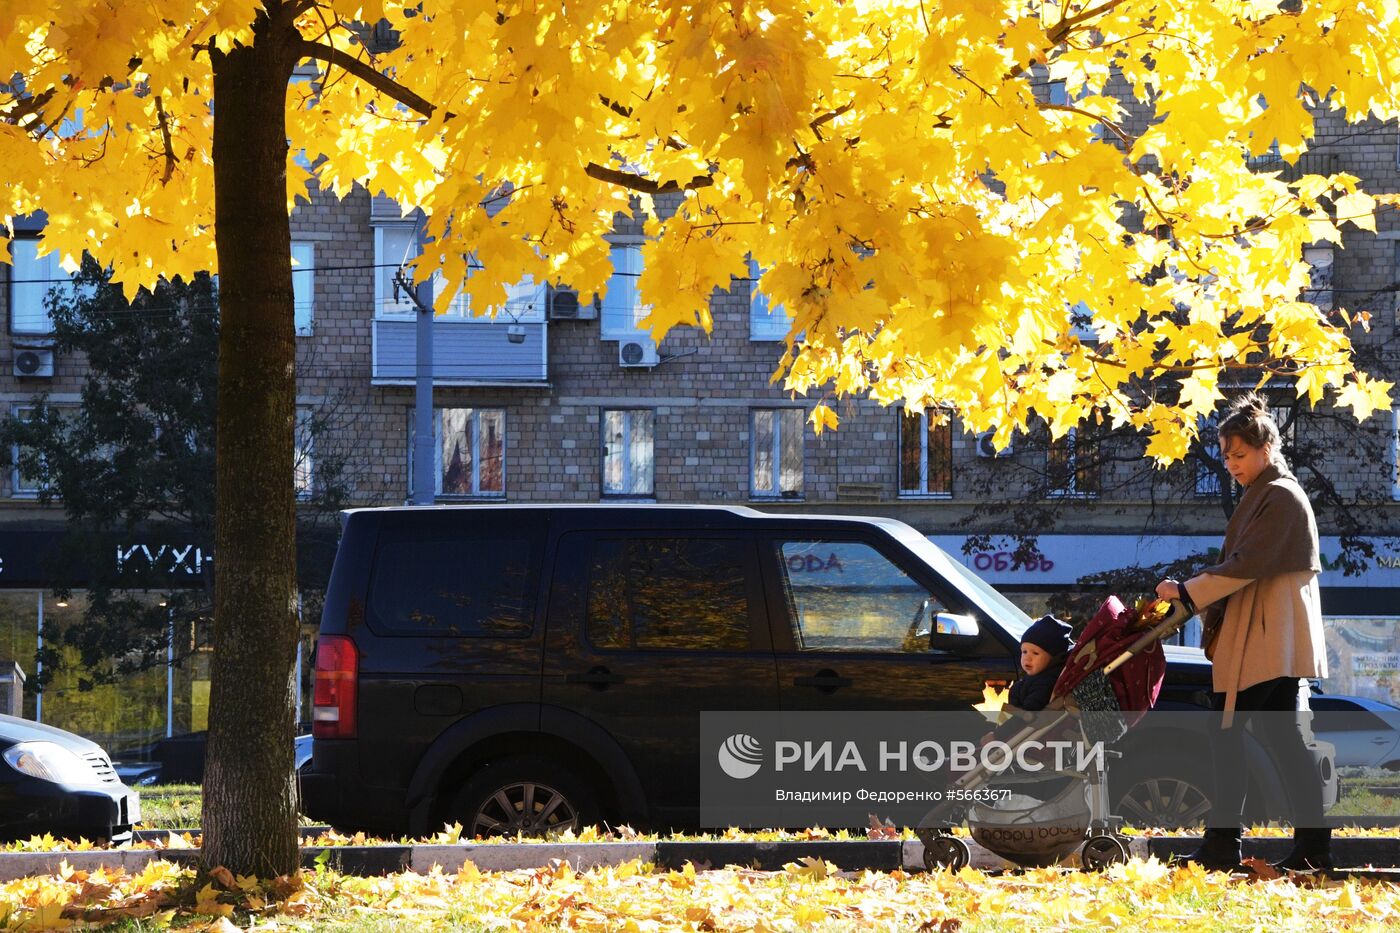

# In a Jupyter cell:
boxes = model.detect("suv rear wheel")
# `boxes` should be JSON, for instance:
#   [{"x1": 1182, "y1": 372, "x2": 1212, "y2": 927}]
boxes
[{"x1": 448, "y1": 755, "x2": 599, "y2": 838}]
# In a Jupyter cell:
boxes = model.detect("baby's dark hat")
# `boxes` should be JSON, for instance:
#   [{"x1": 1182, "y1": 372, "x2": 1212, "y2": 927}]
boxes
[{"x1": 1022, "y1": 614, "x2": 1073, "y2": 657}]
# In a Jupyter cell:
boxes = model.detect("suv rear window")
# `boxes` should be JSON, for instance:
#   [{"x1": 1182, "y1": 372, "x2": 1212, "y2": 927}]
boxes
[
  {"x1": 367, "y1": 531, "x2": 536, "y2": 637},
  {"x1": 585, "y1": 537, "x2": 751, "y2": 651}
]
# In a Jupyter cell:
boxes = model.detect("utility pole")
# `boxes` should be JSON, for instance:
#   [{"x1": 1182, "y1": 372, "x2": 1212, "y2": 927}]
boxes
[{"x1": 395, "y1": 213, "x2": 436, "y2": 505}]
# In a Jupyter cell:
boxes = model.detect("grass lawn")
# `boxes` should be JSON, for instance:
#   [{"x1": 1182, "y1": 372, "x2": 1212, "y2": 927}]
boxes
[
  {"x1": 135, "y1": 785, "x2": 320, "y2": 833},
  {"x1": 3, "y1": 857, "x2": 1400, "y2": 931}
]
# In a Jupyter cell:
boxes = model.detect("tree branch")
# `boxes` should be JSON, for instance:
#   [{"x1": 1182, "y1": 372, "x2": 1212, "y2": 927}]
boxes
[
  {"x1": 154, "y1": 96, "x2": 178, "y2": 185},
  {"x1": 298, "y1": 39, "x2": 446, "y2": 119},
  {"x1": 0, "y1": 88, "x2": 57, "y2": 127},
  {"x1": 584, "y1": 161, "x2": 713, "y2": 193},
  {"x1": 1038, "y1": 101, "x2": 1134, "y2": 147},
  {"x1": 301, "y1": 40, "x2": 708, "y2": 194}
]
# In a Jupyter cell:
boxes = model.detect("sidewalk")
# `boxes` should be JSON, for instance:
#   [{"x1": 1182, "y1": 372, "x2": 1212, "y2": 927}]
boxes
[{"x1": 4, "y1": 835, "x2": 1400, "y2": 881}]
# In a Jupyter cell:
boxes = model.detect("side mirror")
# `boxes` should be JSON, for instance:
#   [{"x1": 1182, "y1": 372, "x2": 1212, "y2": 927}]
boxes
[{"x1": 929, "y1": 612, "x2": 981, "y2": 652}]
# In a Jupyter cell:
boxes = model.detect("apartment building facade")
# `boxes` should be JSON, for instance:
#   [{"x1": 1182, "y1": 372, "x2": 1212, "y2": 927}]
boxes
[{"x1": 4, "y1": 106, "x2": 1400, "y2": 747}]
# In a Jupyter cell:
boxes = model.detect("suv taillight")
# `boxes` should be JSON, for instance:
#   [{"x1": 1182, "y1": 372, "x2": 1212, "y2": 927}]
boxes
[{"x1": 313, "y1": 635, "x2": 358, "y2": 739}]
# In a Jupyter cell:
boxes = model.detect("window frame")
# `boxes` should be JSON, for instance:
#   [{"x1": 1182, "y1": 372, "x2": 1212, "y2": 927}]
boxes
[
  {"x1": 1391, "y1": 408, "x2": 1400, "y2": 502},
  {"x1": 291, "y1": 241, "x2": 315, "y2": 336},
  {"x1": 579, "y1": 533, "x2": 766, "y2": 654},
  {"x1": 362, "y1": 513, "x2": 545, "y2": 639},
  {"x1": 1046, "y1": 426, "x2": 1101, "y2": 499},
  {"x1": 599, "y1": 407, "x2": 656, "y2": 499},
  {"x1": 747, "y1": 256, "x2": 793, "y2": 341},
  {"x1": 373, "y1": 224, "x2": 546, "y2": 324},
  {"x1": 749, "y1": 407, "x2": 805, "y2": 500},
  {"x1": 406, "y1": 406, "x2": 508, "y2": 500},
  {"x1": 294, "y1": 406, "x2": 315, "y2": 500},
  {"x1": 898, "y1": 408, "x2": 954, "y2": 499},
  {"x1": 1302, "y1": 244, "x2": 1334, "y2": 311},
  {"x1": 9, "y1": 404, "x2": 46, "y2": 498},
  {"x1": 600, "y1": 238, "x2": 650, "y2": 340},
  {"x1": 758, "y1": 531, "x2": 984, "y2": 656},
  {"x1": 374, "y1": 224, "x2": 419, "y2": 319},
  {"x1": 8, "y1": 237, "x2": 70, "y2": 336}
]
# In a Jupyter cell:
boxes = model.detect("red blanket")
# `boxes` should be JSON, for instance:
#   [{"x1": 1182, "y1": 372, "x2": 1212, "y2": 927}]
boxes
[{"x1": 1051, "y1": 596, "x2": 1166, "y2": 722}]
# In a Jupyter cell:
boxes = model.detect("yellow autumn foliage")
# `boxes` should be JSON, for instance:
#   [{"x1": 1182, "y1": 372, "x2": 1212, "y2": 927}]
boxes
[
  {"x1": 5, "y1": 856, "x2": 1400, "y2": 930},
  {"x1": 3, "y1": 0, "x2": 1400, "y2": 456}
]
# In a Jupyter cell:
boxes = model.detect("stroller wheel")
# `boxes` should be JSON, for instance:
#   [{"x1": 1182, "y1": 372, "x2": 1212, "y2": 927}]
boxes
[
  {"x1": 1081, "y1": 835, "x2": 1128, "y2": 872},
  {"x1": 921, "y1": 833, "x2": 972, "y2": 871}
]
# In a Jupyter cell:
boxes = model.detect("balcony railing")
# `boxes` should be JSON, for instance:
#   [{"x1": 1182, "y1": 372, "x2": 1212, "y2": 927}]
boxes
[{"x1": 371, "y1": 318, "x2": 548, "y2": 385}]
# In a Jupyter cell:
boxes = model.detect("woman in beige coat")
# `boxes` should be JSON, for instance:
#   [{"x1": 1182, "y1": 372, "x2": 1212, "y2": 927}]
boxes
[{"x1": 1156, "y1": 394, "x2": 1330, "y2": 872}]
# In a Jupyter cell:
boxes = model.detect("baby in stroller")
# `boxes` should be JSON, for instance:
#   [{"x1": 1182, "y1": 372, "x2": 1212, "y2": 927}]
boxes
[{"x1": 983, "y1": 614, "x2": 1074, "y2": 745}]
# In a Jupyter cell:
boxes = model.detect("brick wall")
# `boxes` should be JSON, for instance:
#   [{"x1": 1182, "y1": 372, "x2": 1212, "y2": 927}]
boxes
[{"x1": 4, "y1": 109, "x2": 1400, "y2": 541}]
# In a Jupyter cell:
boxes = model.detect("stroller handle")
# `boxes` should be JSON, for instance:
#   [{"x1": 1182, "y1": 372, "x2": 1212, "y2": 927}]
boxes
[{"x1": 1101, "y1": 597, "x2": 1191, "y2": 675}]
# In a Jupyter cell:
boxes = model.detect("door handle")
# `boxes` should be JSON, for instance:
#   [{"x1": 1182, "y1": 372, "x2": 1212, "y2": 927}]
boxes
[
  {"x1": 793, "y1": 670, "x2": 852, "y2": 691},
  {"x1": 1372, "y1": 736, "x2": 1391, "y2": 745},
  {"x1": 566, "y1": 667, "x2": 625, "y2": 688}
]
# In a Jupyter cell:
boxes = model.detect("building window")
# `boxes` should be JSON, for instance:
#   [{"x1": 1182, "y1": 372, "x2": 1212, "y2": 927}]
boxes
[
  {"x1": 1391, "y1": 409, "x2": 1400, "y2": 503},
  {"x1": 8, "y1": 239, "x2": 75, "y2": 335},
  {"x1": 291, "y1": 242, "x2": 315, "y2": 336},
  {"x1": 9, "y1": 406, "x2": 45, "y2": 498},
  {"x1": 751, "y1": 408, "x2": 804, "y2": 499},
  {"x1": 600, "y1": 242, "x2": 649, "y2": 339},
  {"x1": 373, "y1": 224, "x2": 470, "y2": 319},
  {"x1": 1047, "y1": 427, "x2": 1099, "y2": 498},
  {"x1": 1303, "y1": 245, "x2": 1334, "y2": 311},
  {"x1": 899, "y1": 409, "x2": 953, "y2": 497},
  {"x1": 407, "y1": 407, "x2": 506, "y2": 498},
  {"x1": 294, "y1": 407, "x2": 314, "y2": 500},
  {"x1": 375, "y1": 225, "x2": 418, "y2": 317},
  {"x1": 1195, "y1": 414, "x2": 1225, "y2": 498},
  {"x1": 600, "y1": 409, "x2": 654, "y2": 498},
  {"x1": 748, "y1": 257, "x2": 793, "y2": 341},
  {"x1": 373, "y1": 225, "x2": 545, "y2": 322}
]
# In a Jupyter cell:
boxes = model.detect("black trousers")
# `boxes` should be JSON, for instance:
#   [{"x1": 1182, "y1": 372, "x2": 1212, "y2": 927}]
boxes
[{"x1": 1207, "y1": 676, "x2": 1326, "y2": 831}]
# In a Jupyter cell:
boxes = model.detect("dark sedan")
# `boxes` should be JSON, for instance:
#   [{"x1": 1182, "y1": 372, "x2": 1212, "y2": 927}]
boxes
[{"x1": 1, "y1": 714, "x2": 141, "y2": 844}]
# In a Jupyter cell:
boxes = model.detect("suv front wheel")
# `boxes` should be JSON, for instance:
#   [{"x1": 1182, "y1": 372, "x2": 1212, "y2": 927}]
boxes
[{"x1": 448, "y1": 755, "x2": 599, "y2": 838}]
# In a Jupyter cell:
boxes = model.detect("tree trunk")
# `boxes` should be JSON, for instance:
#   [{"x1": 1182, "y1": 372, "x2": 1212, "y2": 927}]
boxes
[{"x1": 202, "y1": 11, "x2": 301, "y2": 878}]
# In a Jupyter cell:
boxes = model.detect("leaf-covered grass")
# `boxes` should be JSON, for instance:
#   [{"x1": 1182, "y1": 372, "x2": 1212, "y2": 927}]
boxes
[
  {"x1": 10, "y1": 817, "x2": 1400, "y2": 854},
  {"x1": 134, "y1": 785, "x2": 203, "y2": 833},
  {"x1": 3, "y1": 856, "x2": 1400, "y2": 932}
]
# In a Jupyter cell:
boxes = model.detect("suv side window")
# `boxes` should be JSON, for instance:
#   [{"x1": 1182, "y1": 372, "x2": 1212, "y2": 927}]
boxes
[
  {"x1": 367, "y1": 528, "x2": 537, "y2": 637},
  {"x1": 774, "y1": 539, "x2": 947, "y2": 652},
  {"x1": 585, "y1": 537, "x2": 751, "y2": 651}
]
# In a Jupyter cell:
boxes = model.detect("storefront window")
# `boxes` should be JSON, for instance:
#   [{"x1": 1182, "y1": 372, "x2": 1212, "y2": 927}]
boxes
[
  {"x1": 1323, "y1": 617, "x2": 1400, "y2": 702},
  {"x1": 0, "y1": 589, "x2": 218, "y2": 755},
  {"x1": 37, "y1": 593, "x2": 170, "y2": 754},
  {"x1": 0, "y1": 591, "x2": 40, "y2": 718}
]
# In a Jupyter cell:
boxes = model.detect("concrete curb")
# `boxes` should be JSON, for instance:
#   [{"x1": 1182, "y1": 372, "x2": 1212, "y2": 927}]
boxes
[{"x1": 3, "y1": 837, "x2": 1399, "y2": 881}]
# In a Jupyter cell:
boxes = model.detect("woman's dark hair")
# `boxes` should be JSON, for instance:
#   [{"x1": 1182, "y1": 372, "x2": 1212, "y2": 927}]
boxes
[{"x1": 1217, "y1": 392, "x2": 1281, "y2": 453}]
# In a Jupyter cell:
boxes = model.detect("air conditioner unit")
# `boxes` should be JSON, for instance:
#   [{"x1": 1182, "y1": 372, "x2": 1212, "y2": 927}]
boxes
[
  {"x1": 976, "y1": 430, "x2": 1013, "y2": 458},
  {"x1": 13, "y1": 348, "x2": 53, "y2": 378},
  {"x1": 548, "y1": 286, "x2": 598, "y2": 320},
  {"x1": 618, "y1": 339, "x2": 659, "y2": 368}
]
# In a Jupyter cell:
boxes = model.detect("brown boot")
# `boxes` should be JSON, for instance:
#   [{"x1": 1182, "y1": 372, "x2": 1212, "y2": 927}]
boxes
[
  {"x1": 1171, "y1": 828, "x2": 1243, "y2": 872},
  {"x1": 1273, "y1": 828, "x2": 1332, "y2": 872}
]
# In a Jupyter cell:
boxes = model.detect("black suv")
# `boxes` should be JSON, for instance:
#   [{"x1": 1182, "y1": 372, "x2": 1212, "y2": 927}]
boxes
[{"x1": 300, "y1": 505, "x2": 1310, "y2": 837}]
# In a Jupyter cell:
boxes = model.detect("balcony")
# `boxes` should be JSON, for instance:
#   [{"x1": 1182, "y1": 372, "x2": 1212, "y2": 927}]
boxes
[
  {"x1": 371, "y1": 318, "x2": 548, "y2": 385},
  {"x1": 1246, "y1": 148, "x2": 1340, "y2": 183}
]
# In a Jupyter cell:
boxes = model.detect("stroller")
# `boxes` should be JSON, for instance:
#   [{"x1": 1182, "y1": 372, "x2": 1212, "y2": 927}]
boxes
[{"x1": 916, "y1": 596, "x2": 1191, "y2": 872}]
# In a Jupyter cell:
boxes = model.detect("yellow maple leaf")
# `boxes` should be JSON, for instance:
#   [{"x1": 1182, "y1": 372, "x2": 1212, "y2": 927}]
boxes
[
  {"x1": 193, "y1": 883, "x2": 234, "y2": 918},
  {"x1": 784, "y1": 856, "x2": 835, "y2": 881},
  {"x1": 809, "y1": 403, "x2": 840, "y2": 435}
]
